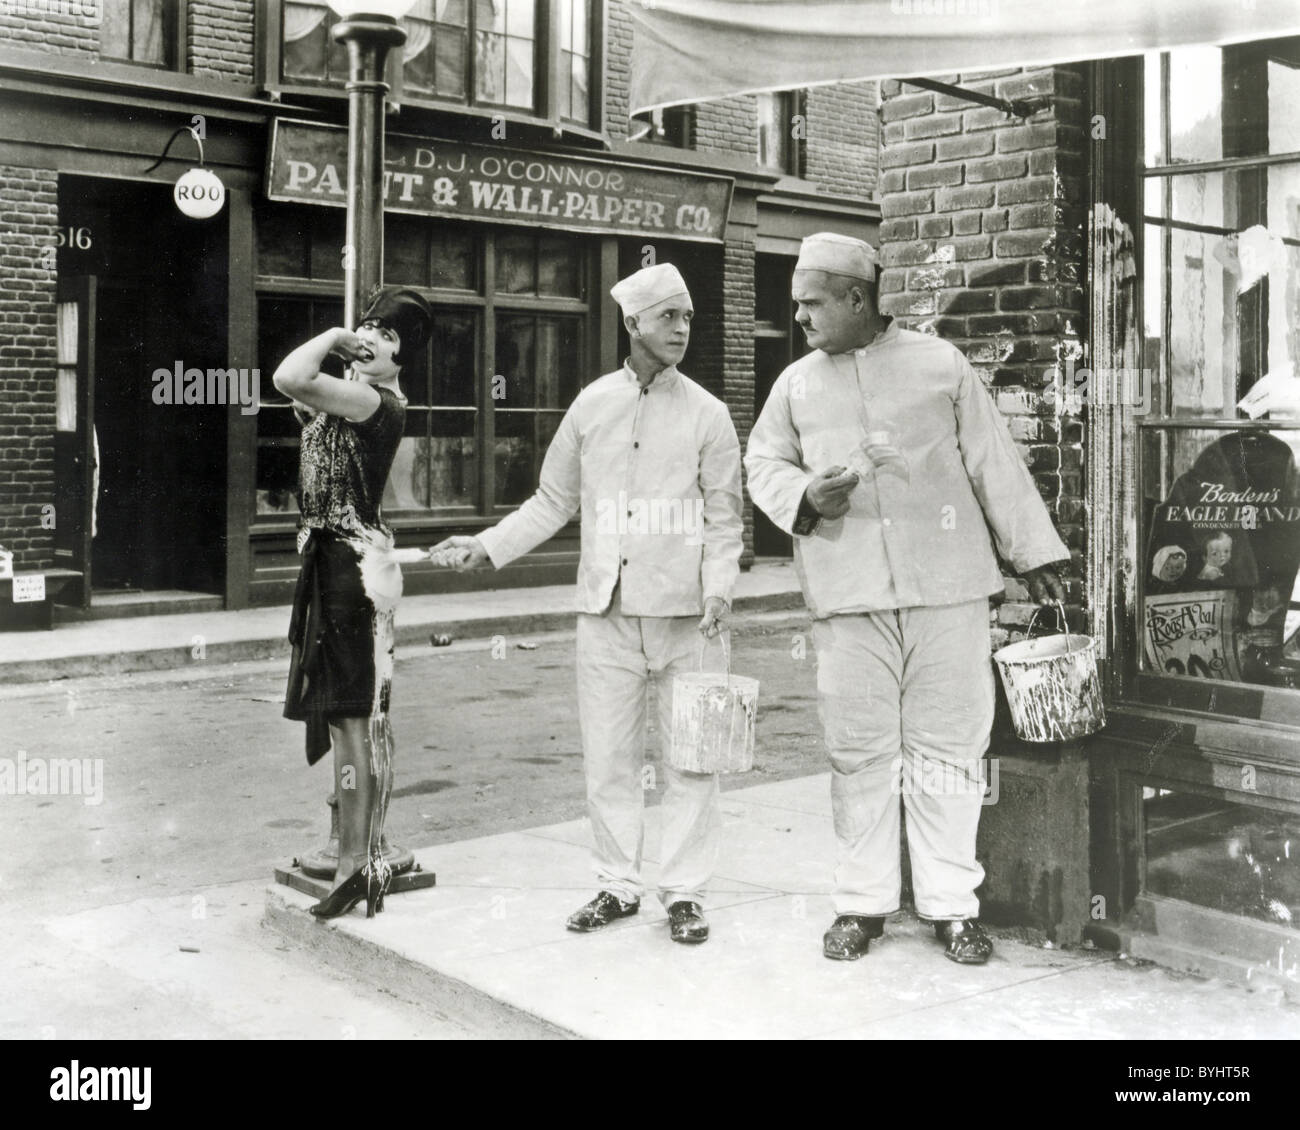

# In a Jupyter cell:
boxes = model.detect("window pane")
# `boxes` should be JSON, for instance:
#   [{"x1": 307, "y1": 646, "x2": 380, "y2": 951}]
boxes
[
  {"x1": 497, "y1": 231, "x2": 536, "y2": 294},
  {"x1": 132, "y1": 0, "x2": 167, "y2": 64},
  {"x1": 386, "y1": 214, "x2": 429, "y2": 285},
  {"x1": 496, "y1": 315, "x2": 535, "y2": 406},
  {"x1": 570, "y1": 0, "x2": 587, "y2": 54},
  {"x1": 257, "y1": 206, "x2": 310, "y2": 278},
  {"x1": 1143, "y1": 52, "x2": 1163, "y2": 166},
  {"x1": 383, "y1": 411, "x2": 476, "y2": 511},
  {"x1": 1168, "y1": 46, "x2": 1223, "y2": 165},
  {"x1": 1140, "y1": 425, "x2": 1300, "y2": 690},
  {"x1": 384, "y1": 414, "x2": 433, "y2": 510},
  {"x1": 1152, "y1": 39, "x2": 1300, "y2": 165},
  {"x1": 1146, "y1": 791, "x2": 1300, "y2": 929},
  {"x1": 567, "y1": 54, "x2": 590, "y2": 125},
  {"x1": 100, "y1": 0, "x2": 130, "y2": 59},
  {"x1": 504, "y1": 36, "x2": 534, "y2": 107},
  {"x1": 257, "y1": 413, "x2": 303, "y2": 516},
  {"x1": 475, "y1": 31, "x2": 505, "y2": 102},
  {"x1": 283, "y1": 2, "x2": 330, "y2": 80},
  {"x1": 429, "y1": 311, "x2": 477, "y2": 407},
  {"x1": 1144, "y1": 167, "x2": 1300, "y2": 416},
  {"x1": 403, "y1": 8, "x2": 436, "y2": 93},
  {"x1": 757, "y1": 93, "x2": 789, "y2": 170},
  {"x1": 431, "y1": 224, "x2": 477, "y2": 289},
  {"x1": 559, "y1": 0, "x2": 573, "y2": 51},
  {"x1": 537, "y1": 235, "x2": 581, "y2": 297},
  {"x1": 258, "y1": 298, "x2": 312, "y2": 405},
  {"x1": 309, "y1": 208, "x2": 347, "y2": 281},
  {"x1": 535, "y1": 318, "x2": 580, "y2": 407},
  {"x1": 505, "y1": 0, "x2": 535, "y2": 39},
  {"x1": 440, "y1": 0, "x2": 468, "y2": 25},
  {"x1": 559, "y1": 58, "x2": 573, "y2": 122},
  {"x1": 429, "y1": 411, "x2": 477, "y2": 508},
  {"x1": 494, "y1": 410, "x2": 535, "y2": 505},
  {"x1": 436, "y1": 27, "x2": 467, "y2": 97}
]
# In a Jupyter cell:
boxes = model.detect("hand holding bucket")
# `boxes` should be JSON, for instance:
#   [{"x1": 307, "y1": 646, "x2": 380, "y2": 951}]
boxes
[
  {"x1": 993, "y1": 601, "x2": 1106, "y2": 742},
  {"x1": 669, "y1": 633, "x2": 759, "y2": 774}
]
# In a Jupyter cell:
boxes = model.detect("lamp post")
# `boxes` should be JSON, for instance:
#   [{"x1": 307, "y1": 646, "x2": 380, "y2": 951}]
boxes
[
  {"x1": 330, "y1": 0, "x2": 414, "y2": 322},
  {"x1": 298, "y1": 0, "x2": 417, "y2": 881}
]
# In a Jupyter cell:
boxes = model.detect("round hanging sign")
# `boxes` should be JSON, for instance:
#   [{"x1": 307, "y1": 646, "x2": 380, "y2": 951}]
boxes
[{"x1": 174, "y1": 167, "x2": 225, "y2": 219}]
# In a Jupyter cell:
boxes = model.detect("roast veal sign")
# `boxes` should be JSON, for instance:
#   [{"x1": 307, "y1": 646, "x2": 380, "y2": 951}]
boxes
[{"x1": 266, "y1": 119, "x2": 732, "y2": 244}]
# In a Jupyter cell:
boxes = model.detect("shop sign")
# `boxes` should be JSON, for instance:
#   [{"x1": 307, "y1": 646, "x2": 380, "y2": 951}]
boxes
[{"x1": 266, "y1": 119, "x2": 732, "y2": 244}]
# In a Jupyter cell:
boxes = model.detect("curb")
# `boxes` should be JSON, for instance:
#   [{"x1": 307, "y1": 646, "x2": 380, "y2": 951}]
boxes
[
  {"x1": 263, "y1": 886, "x2": 577, "y2": 1039},
  {"x1": 2, "y1": 591, "x2": 810, "y2": 684}
]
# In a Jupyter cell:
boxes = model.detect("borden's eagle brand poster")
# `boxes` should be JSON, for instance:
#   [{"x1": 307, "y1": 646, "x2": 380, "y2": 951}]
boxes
[{"x1": 1143, "y1": 590, "x2": 1242, "y2": 681}]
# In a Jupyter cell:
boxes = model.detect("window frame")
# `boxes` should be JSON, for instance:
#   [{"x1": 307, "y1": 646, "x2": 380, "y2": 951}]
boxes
[
  {"x1": 1111, "y1": 44, "x2": 1300, "y2": 737},
  {"x1": 98, "y1": 0, "x2": 188, "y2": 72},
  {"x1": 251, "y1": 208, "x2": 596, "y2": 531},
  {"x1": 259, "y1": 0, "x2": 604, "y2": 137}
]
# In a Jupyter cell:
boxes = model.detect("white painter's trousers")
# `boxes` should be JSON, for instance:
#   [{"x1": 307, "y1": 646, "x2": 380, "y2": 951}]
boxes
[
  {"x1": 575, "y1": 588, "x2": 720, "y2": 909},
  {"x1": 813, "y1": 599, "x2": 994, "y2": 920}
]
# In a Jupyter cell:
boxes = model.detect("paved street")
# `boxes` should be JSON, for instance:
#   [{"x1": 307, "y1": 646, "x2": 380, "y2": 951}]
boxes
[{"x1": 0, "y1": 616, "x2": 823, "y2": 1037}]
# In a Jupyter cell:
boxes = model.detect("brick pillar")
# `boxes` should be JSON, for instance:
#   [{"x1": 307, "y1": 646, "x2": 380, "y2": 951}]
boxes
[
  {"x1": 0, "y1": 166, "x2": 58, "y2": 571},
  {"x1": 724, "y1": 232, "x2": 757, "y2": 563},
  {"x1": 876, "y1": 66, "x2": 1088, "y2": 642}
]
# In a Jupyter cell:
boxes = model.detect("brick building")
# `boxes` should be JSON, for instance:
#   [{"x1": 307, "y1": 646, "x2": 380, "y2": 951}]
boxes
[{"x1": 0, "y1": 0, "x2": 878, "y2": 611}]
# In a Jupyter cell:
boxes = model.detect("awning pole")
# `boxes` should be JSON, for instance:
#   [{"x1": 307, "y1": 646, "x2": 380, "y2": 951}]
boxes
[{"x1": 899, "y1": 77, "x2": 1048, "y2": 120}]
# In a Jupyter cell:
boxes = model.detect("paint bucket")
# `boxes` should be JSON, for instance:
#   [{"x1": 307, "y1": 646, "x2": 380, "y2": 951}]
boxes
[
  {"x1": 993, "y1": 601, "x2": 1106, "y2": 742},
  {"x1": 669, "y1": 634, "x2": 759, "y2": 774}
]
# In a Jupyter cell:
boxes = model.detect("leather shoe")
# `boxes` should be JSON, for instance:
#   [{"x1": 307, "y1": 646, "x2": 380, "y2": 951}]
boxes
[
  {"x1": 934, "y1": 918, "x2": 993, "y2": 964},
  {"x1": 667, "y1": 901, "x2": 709, "y2": 944},
  {"x1": 822, "y1": 914, "x2": 885, "y2": 960},
  {"x1": 566, "y1": 891, "x2": 639, "y2": 932}
]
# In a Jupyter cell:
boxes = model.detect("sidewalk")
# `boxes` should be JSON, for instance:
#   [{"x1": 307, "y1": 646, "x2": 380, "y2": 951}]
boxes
[
  {"x1": 0, "y1": 561, "x2": 806, "y2": 684},
  {"x1": 262, "y1": 773, "x2": 1300, "y2": 1040}
]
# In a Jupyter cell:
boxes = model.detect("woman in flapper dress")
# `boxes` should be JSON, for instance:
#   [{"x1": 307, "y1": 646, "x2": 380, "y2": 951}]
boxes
[{"x1": 274, "y1": 286, "x2": 432, "y2": 919}]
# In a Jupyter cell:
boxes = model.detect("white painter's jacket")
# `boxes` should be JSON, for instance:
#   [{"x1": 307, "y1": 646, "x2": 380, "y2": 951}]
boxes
[
  {"x1": 478, "y1": 363, "x2": 744, "y2": 616},
  {"x1": 745, "y1": 321, "x2": 1068, "y2": 618}
]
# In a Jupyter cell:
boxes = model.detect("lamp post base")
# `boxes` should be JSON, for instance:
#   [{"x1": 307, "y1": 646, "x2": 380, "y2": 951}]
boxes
[{"x1": 298, "y1": 792, "x2": 416, "y2": 879}]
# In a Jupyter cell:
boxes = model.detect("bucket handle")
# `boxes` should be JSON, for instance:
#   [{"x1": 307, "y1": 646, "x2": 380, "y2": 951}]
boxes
[
  {"x1": 1026, "y1": 600, "x2": 1074, "y2": 654},
  {"x1": 697, "y1": 630, "x2": 732, "y2": 683}
]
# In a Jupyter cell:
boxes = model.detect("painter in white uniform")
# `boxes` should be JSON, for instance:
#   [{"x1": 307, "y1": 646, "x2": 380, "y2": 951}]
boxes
[
  {"x1": 432, "y1": 263, "x2": 743, "y2": 945},
  {"x1": 746, "y1": 233, "x2": 1070, "y2": 965}
]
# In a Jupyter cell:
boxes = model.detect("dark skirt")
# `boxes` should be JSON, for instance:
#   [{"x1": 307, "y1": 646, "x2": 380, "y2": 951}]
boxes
[{"x1": 284, "y1": 528, "x2": 377, "y2": 764}]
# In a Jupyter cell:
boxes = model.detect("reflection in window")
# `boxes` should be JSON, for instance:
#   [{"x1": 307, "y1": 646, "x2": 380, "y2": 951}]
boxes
[
  {"x1": 101, "y1": 0, "x2": 173, "y2": 66},
  {"x1": 1146, "y1": 790, "x2": 1299, "y2": 930}
]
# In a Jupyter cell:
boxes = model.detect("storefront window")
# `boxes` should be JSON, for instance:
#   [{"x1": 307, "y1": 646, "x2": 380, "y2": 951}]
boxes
[
  {"x1": 1145, "y1": 789, "x2": 1299, "y2": 932},
  {"x1": 1138, "y1": 39, "x2": 1300, "y2": 701},
  {"x1": 253, "y1": 204, "x2": 589, "y2": 521}
]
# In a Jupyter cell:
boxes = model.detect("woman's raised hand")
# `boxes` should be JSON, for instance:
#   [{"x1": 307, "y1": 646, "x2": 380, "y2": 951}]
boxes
[{"x1": 328, "y1": 327, "x2": 375, "y2": 364}]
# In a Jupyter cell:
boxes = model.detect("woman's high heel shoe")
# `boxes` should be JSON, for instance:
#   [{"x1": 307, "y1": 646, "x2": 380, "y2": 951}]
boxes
[{"x1": 309, "y1": 859, "x2": 392, "y2": 920}]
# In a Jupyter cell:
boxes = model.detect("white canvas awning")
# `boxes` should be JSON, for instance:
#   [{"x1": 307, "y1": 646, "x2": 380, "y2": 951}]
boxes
[{"x1": 628, "y1": 0, "x2": 1300, "y2": 114}]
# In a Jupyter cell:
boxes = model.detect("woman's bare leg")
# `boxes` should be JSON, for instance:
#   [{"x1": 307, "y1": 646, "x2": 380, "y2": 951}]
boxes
[{"x1": 330, "y1": 716, "x2": 375, "y2": 890}]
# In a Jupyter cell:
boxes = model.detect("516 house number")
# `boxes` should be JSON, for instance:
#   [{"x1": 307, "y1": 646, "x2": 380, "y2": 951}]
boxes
[{"x1": 56, "y1": 226, "x2": 93, "y2": 250}]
